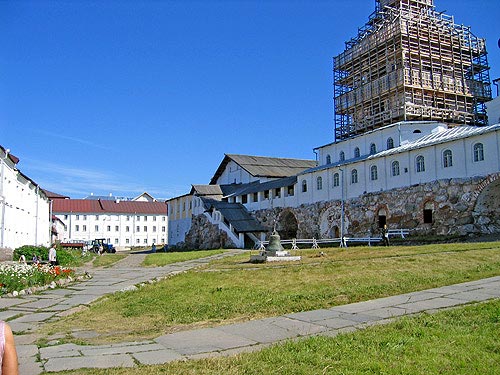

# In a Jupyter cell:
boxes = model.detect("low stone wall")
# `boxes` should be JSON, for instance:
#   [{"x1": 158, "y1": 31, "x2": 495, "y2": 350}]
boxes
[{"x1": 253, "y1": 174, "x2": 500, "y2": 239}]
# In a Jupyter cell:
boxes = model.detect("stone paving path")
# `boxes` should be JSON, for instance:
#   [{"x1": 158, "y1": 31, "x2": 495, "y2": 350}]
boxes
[{"x1": 4, "y1": 252, "x2": 500, "y2": 374}]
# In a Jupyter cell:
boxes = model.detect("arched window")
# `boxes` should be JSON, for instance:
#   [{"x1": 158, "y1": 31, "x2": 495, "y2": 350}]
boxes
[
  {"x1": 413, "y1": 129, "x2": 422, "y2": 134},
  {"x1": 317, "y1": 176, "x2": 323, "y2": 190},
  {"x1": 416, "y1": 155, "x2": 425, "y2": 173},
  {"x1": 370, "y1": 165, "x2": 378, "y2": 181},
  {"x1": 473, "y1": 143, "x2": 484, "y2": 162},
  {"x1": 354, "y1": 147, "x2": 360, "y2": 158},
  {"x1": 326, "y1": 154, "x2": 331, "y2": 164},
  {"x1": 302, "y1": 180, "x2": 307, "y2": 193},
  {"x1": 387, "y1": 137, "x2": 394, "y2": 149},
  {"x1": 333, "y1": 173, "x2": 340, "y2": 187},
  {"x1": 339, "y1": 151, "x2": 345, "y2": 162},
  {"x1": 351, "y1": 169, "x2": 358, "y2": 184},
  {"x1": 391, "y1": 160, "x2": 400, "y2": 176},
  {"x1": 443, "y1": 149, "x2": 453, "y2": 168},
  {"x1": 370, "y1": 143, "x2": 377, "y2": 154}
]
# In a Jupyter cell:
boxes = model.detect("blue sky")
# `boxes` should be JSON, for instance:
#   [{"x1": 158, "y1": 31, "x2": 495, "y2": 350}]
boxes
[{"x1": 1, "y1": 0, "x2": 499, "y2": 199}]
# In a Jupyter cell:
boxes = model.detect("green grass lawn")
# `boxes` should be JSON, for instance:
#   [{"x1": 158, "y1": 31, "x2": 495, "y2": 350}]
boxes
[
  {"x1": 39, "y1": 242, "x2": 500, "y2": 345},
  {"x1": 142, "y1": 249, "x2": 226, "y2": 266},
  {"x1": 91, "y1": 253, "x2": 127, "y2": 268},
  {"x1": 45, "y1": 299, "x2": 500, "y2": 374}
]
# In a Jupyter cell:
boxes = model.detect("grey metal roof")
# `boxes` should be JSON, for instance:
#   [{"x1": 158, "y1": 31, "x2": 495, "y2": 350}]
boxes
[
  {"x1": 301, "y1": 124, "x2": 500, "y2": 174},
  {"x1": 210, "y1": 154, "x2": 317, "y2": 184},
  {"x1": 201, "y1": 198, "x2": 267, "y2": 233},
  {"x1": 191, "y1": 185, "x2": 223, "y2": 196}
]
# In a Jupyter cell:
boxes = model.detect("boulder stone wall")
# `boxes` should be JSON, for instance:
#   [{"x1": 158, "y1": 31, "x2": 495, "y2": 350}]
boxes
[
  {"x1": 183, "y1": 214, "x2": 236, "y2": 250},
  {"x1": 253, "y1": 175, "x2": 500, "y2": 238}
]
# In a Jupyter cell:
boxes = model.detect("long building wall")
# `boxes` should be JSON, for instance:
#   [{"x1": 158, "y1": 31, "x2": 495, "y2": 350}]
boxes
[{"x1": 252, "y1": 173, "x2": 500, "y2": 241}]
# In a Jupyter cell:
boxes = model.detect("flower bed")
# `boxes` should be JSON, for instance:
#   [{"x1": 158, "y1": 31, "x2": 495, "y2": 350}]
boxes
[{"x1": 0, "y1": 262, "x2": 75, "y2": 296}]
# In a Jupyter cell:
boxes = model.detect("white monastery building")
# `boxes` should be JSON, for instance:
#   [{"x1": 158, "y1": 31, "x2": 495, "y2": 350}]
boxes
[
  {"x1": 0, "y1": 146, "x2": 51, "y2": 251},
  {"x1": 167, "y1": 0, "x2": 500, "y2": 249}
]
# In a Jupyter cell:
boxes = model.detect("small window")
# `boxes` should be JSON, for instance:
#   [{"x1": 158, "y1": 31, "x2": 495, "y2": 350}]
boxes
[
  {"x1": 473, "y1": 143, "x2": 484, "y2": 162},
  {"x1": 333, "y1": 173, "x2": 340, "y2": 187},
  {"x1": 136, "y1": 239, "x2": 140, "y2": 244},
  {"x1": 95, "y1": 225, "x2": 99, "y2": 231},
  {"x1": 392, "y1": 161, "x2": 400, "y2": 176},
  {"x1": 153, "y1": 226, "x2": 157, "y2": 232},
  {"x1": 82, "y1": 225, "x2": 86, "y2": 231},
  {"x1": 387, "y1": 137, "x2": 394, "y2": 149},
  {"x1": 136, "y1": 226, "x2": 140, "y2": 232},
  {"x1": 126, "y1": 216, "x2": 130, "y2": 221},
  {"x1": 287, "y1": 185, "x2": 294, "y2": 196},
  {"x1": 416, "y1": 155, "x2": 425, "y2": 173},
  {"x1": 370, "y1": 165, "x2": 378, "y2": 181},
  {"x1": 339, "y1": 151, "x2": 345, "y2": 162},
  {"x1": 144, "y1": 239, "x2": 148, "y2": 244},
  {"x1": 302, "y1": 180, "x2": 308, "y2": 192},
  {"x1": 136, "y1": 216, "x2": 140, "y2": 221},
  {"x1": 317, "y1": 176, "x2": 323, "y2": 190},
  {"x1": 114, "y1": 238, "x2": 119, "y2": 244},
  {"x1": 76, "y1": 215, "x2": 80, "y2": 220},
  {"x1": 126, "y1": 226, "x2": 130, "y2": 232},
  {"x1": 275, "y1": 188, "x2": 281, "y2": 198},
  {"x1": 75, "y1": 225, "x2": 79, "y2": 232},
  {"x1": 96, "y1": 215, "x2": 99, "y2": 220},
  {"x1": 83, "y1": 215, "x2": 87, "y2": 221},
  {"x1": 370, "y1": 143, "x2": 376, "y2": 154},
  {"x1": 126, "y1": 238, "x2": 130, "y2": 244},
  {"x1": 144, "y1": 226, "x2": 147, "y2": 232},
  {"x1": 326, "y1": 154, "x2": 331, "y2": 164},
  {"x1": 107, "y1": 225, "x2": 111, "y2": 232},
  {"x1": 264, "y1": 190, "x2": 270, "y2": 199},
  {"x1": 443, "y1": 149, "x2": 453, "y2": 168},
  {"x1": 115, "y1": 225, "x2": 119, "y2": 231},
  {"x1": 162, "y1": 226, "x2": 166, "y2": 232},
  {"x1": 241, "y1": 195, "x2": 248, "y2": 204},
  {"x1": 253, "y1": 192, "x2": 258, "y2": 202},
  {"x1": 354, "y1": 147, "x2": 360, "y2": 158},
  {"x1": 144, "y1": 216, "x2": 148, "y2": 221},
  {"x1": 351, "y1": 169, "x2": 358, "y2": 184},
  {"x1": 413, "y1": 129, "x2": 422, "y2": 134}
]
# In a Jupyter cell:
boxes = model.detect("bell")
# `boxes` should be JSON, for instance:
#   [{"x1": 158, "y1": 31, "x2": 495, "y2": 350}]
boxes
[{"x1": 266, "y1": 230, "x2": 284, "y2": 256}]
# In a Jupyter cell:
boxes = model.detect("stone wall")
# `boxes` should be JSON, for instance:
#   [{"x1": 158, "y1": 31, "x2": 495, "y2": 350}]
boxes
[
  {"x1": 253, "y1": 174, "x2": 500, "y2": 239},
  {"x1": 182, "y1": 214, "x2": 236, "y2": 250}
]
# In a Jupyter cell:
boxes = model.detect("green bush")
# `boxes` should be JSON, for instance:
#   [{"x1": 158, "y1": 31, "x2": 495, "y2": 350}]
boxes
[
  {"x1": 13, "y1": 245, "x2": 48, "y2": 262},
  {"x1": 13, "y1": 245, "x2": 91, "y2": 267}
]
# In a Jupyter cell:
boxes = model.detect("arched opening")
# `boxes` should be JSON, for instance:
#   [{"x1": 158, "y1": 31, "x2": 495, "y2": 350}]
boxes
[
  {"x1": 377, "y1": 208, "x2": 387, "y2": 228},
  {"x1": 473, "y1": 178, "x2": 500, "y2": 233},
  {"x1": 320, "y1": 206, "x2": 346, "y2": 238},
  {"x1": 277, "y1": 210, "x2": 298, "y2": 240},
  {"x1": 423, "y1": 201, "x2": 434, "y2": 224}
]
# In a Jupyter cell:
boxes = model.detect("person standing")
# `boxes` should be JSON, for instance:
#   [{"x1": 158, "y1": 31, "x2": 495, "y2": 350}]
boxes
[
  {"x1": 0, "y1": 320, "x2": 19, "y2": 374},
  {"x1": 48, "y1": 244, "x2": 57, "y2": 266}
]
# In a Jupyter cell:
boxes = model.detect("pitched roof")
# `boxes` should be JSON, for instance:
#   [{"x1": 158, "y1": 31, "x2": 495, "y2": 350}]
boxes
[
  {"x1": 210, "y1": 154, "x2": 317, "y2": 184},
  {"x1": 191, "y1": 185, "x2": 224, "y2": 196},
  {"x1": 52, "y1": 199, "x2": 167, "y2": 215},
  {"x1": 43, "y1": 189, "x2": 70, "y2": 199},
  {"x1": 201, "y1": 198, "x2": 267, "y2": 233}
]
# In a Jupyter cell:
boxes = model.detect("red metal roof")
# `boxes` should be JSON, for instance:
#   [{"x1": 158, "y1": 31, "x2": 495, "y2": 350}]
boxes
[{"x1": 52, "y1": 199, "x2": 167, "y2": 215}]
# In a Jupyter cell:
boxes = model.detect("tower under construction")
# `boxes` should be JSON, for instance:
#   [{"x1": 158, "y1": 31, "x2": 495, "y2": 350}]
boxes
[{"x1": 333, "y1": 0, "x2": 492, "y2": 141}]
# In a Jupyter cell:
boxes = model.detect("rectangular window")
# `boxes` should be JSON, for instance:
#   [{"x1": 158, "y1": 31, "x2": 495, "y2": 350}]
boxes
[
  {"x1": 76, "y1": 215, "x2": 80, "y2": 220},
  {"x1": 114, "y1": 238, "x2": 119, "y2": 244},
  {"x1": 75, "y1": 225, "x2": 79, "y2": 231},
  {"x1": 153, "y1": 217, "x2": 157, "y2": 221},
  {"x1": 95, "y1": 225, "x2": 99, "y2": 231},
  {"x1": 107, "y1": 225, "x2": 111, "y2": 232},
  {"x1": 136, "y1": 239, "x2": 140, "y2": 244},
  {"x1": 83, "y1": 225, "x2": 87, "y2": 231},
  {"x1": 64, "y1": 215, "x2": 68, "y2": 220},
  {"x1": 126, "y1": 226, "x2": 130, "y2": 232},
  {"x1": 95, "y1": 215, "x2": 99, "y2": 220},
  {"x1": 253, "y1": 192, "x2": 258, "y2": 202},
  {"x1": 153, "y1": 226, "x2": 157, "y2": 232},
  {"x1": 83, "y1": 215, "x2": 87, "y2": 221},
  {"x1": 162, "y1": 226, "x2": 166, "y2": 232},
  {"x1": 264, "y1": 190, "x2": 270, "y2": 199},
  {"x1": 126, "y1": 238, "x2": 130, "y2": 244},
  {"x1": 288, "y1": 185, "x2": 294, "y2": 196},
  {"x1": 275, "y1": 188, "x2": 281, "y2": 198},
  {"x1": 136, "y1": 226, "x2": 140, "y2": 232},
  {"x1": 144, "y1": 226, "x2": 147, "y2": 232},
  {"x1": 162, "y1": 217, "x2": 166, "y2": 221},
  {"x1": 241, "y1": 195, "x2": 248, "y2": 204},
  {"x1": 136, "y1": 216, "x2": 140, "y2": 221},
  {"x1": 115, "y1": 225, "x2": 119, "y2": 231},
  {"x1": 144, "y1": 216, "x2": 147, "y2": 221},
  {"x1": 144, "y1": 239, "x2": 148, "y2": 244},
  {"x1": 126, "y1": 216, "x2": 130, "y2": 221}
]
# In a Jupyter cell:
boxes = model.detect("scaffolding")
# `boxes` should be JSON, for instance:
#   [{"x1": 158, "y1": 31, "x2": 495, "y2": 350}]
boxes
[{"x1": 333, "y1": 0, "x2": 492, "y2": 141}]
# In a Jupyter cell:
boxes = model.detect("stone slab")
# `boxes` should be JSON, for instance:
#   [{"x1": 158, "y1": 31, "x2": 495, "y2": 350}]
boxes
[
  {"x1": 81, "y1": 343, "x2": 166, "y2": 356},
  {"x1": 285, "y1": 309, "x2": 343, "y2": 323},
  {"x1": 269, "y1": 317, "x2": 329, "y2": 336},
  {"x1": 16, "y1": 344, "x2": 38, "y2": 358},
  {"x1": 44, "y1": 354, "x2": 135, "y2": 372},
  {"x1": 395, "y1": 297, "x2": 468, "y2": 313},
  {"x1": 215, "y1": 318, "x2": 298, "y2": 344},
  {"x1": 18, "y1": 358, "x2": 44, "y2": 375},
  {"x1": 10, "y1": 312, "x2": 55, "y2": 323},
  {"x1": 133, "y1": 349, "x2": 184, "y2": 365},
  {"x1": 18, "y1": 298, "x2": 64, "y2": 310},
  {"x1": 0, "y1": 298, "x2": 29, "y2": 309},
  {"x1": 156, "y1": 327, "x2": 256, "y2": 355}
]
